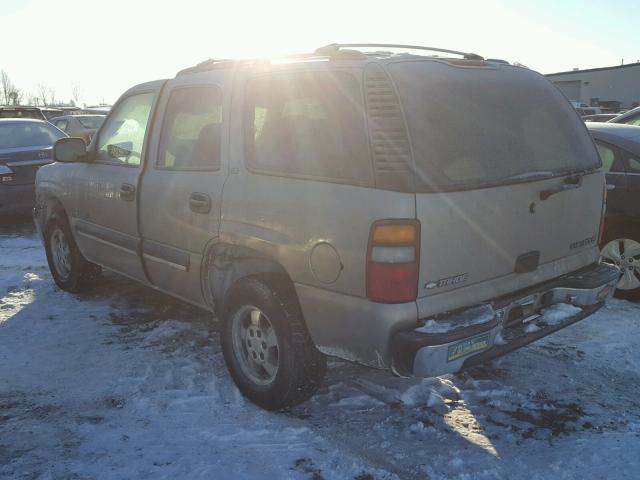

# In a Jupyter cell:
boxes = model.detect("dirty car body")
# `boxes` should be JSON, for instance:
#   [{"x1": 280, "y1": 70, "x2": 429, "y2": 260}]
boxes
[{"x1": 34, "y1": 44, "x2": 619, "y2": 409}]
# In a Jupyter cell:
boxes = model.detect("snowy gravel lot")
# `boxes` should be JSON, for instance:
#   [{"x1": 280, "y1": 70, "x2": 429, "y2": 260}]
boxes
[{"x1": 1, "y1": 216, "x2": 640, "y2": 480}]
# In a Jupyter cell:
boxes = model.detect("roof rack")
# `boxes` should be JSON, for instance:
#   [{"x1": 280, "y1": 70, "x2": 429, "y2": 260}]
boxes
[
  {"x1": 176, "y1": 58, "x2": 265, "y2": 76},
  {"x1": 177, "y1": 43, "x2": 485, "y2": 76},
  {"x1": 315, "y1": 43, "x2": 484, "y2": 60}
]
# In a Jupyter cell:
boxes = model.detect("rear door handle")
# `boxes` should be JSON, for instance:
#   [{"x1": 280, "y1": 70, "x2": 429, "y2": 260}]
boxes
[
  {"x1": 189, "y1": 192, "x2": 211, "y2": 214},
  {"x1": 120, "y1": 183, "x2": 135, "y2": 201}
]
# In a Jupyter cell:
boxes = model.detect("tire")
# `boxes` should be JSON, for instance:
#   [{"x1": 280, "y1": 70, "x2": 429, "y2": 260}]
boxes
[
  {"x1": 44, "y1": 212, "x2": 101, "y2": 293},
  {"x1": 220, "y1": 277, "x2": 326, "y2": 410},
  {"x1": 600, "y1": 226, "x2": 640, "y2": 300}
]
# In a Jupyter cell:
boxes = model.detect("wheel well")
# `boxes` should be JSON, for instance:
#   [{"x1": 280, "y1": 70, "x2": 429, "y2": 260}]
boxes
[
  {"x1": 36, "y1": 195, "x2": 67, "y2": 232},
  {"x1": 602, "y1": 215, "x2": 640, "y2": 242},
  {"x1": 201, "y1": 243, "x2": 296, "y2": 313}
]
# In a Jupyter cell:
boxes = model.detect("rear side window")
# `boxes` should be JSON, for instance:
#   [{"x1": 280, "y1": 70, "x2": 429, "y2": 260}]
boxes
[
  {"x1": 244, "y1": 71, "x2": 371, "y2": 184},
  {"x1": 389, "y1": 61, "x2": 601, "y2": 191},
  {"x1": 55, "y1": 119, "x2": 69, "y2": 132},
  {"x1": 595, "y1": 142, "x2": 622, "y2": 172},
  {"x1": 157, "y1": 86, "x2": 222, "y2": 171},
  {"x1": 623, "y1": 150, "x2": 640, "y2": 173},
  {"x1": 77, "y1": 116, "x2": 105, "y2": 129},
  {"x1": 97, "y1": 93, "x2": 154, "y2": 166},
  {"x1": 0, "y1": 122, "x2": 65, "y2": 149}
]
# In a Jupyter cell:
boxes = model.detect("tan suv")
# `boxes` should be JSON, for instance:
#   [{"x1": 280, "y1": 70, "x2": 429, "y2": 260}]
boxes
[{"x1": 34, "y1": 44, "x2": 620, "y2": 410}]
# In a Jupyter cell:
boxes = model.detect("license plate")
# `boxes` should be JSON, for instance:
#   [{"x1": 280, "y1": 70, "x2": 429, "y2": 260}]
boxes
[{"x1": 447, "y1": 333, "x2": 491, "y2": 362}]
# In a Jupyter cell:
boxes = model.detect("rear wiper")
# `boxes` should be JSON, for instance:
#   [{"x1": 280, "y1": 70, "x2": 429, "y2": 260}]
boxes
[
  {"x1": 539, "y1": 173, "x2": 583, "y2": 201},
  {"x1": 499, "y1": 171, "x2": 555, "y2": 183}
]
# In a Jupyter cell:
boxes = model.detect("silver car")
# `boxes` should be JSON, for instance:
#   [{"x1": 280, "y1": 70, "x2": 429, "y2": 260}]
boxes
[{"x1": 34, "y1": 44, "x2": 620, "y2": 410}]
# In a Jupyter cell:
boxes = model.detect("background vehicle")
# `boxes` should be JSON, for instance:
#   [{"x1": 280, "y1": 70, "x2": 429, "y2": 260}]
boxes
[
  {"x1": 40, "y1": 108, "x2": 64, "y2": 120},
  {"x1": 0, "y1": 106, "x2": 46, "y2": 120},
  {"x1": 50, "y1": 115, "x2": 105, "y2": 144},
  {"x1": 570, "y1": 100, "x2": 601, "y2": 116},
  {"x1": 583, "y1": 113, "x2": 619, "y2": 123},
  {"x1": 0, "y1": 119, "x2": 66, "y2": 215},
  {"x1": 607, "y1": 106, "x2": 640, "y2": 126},
  {"x1": 35, "y1": 44, "x2": 618, "y2": 410},
  {"x1": 588, "y1": 122, "x2": 640, "y2": 299}
]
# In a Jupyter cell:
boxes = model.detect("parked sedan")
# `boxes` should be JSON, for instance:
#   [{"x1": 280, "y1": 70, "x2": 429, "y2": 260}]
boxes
[
  {"x1": 587, "y1": 123, "x2": 640, "y2": 299},
  {"x1": 608, "y1": 106, "x2": 640, "y2": 127},
  {"x1": 49, "y1": 115, "x2": 105, "y2": 144},
  {"x1": 583, "y1": 113, "x2": 619, "y2": 123},
  {"x1": 0, "y1": 119, "x2": 66, "y2": 215}
]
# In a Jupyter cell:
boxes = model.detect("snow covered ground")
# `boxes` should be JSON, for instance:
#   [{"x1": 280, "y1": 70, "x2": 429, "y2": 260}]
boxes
[{"x1": 1, "y1": 216, "x2": 640, "y2": 479}]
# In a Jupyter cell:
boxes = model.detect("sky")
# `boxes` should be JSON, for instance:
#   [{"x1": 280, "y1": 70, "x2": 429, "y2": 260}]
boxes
[{"x1": 1, "y1": 0, "x2": 639, "y2": 106}]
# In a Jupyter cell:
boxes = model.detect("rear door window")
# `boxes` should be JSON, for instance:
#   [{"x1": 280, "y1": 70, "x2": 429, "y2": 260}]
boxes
[
  {"x1": 389, "y1": 61, "x2": 601, "y2": 191},
  {"x1": 244, "y1": 71, "x2": 371, "y2": 184},
  {"x1": 157, "y1": 86, "x2": 222, "y2": 171},
  {"x1": 96, "y1": 93, "x2": 154, "y2": 166}
]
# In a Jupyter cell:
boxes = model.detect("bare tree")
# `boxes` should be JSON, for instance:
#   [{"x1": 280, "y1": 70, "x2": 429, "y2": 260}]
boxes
[
  {"x1": 1, "y1": 70, "x2": 15, "y2": 105},
  {"x1": 36, "y1": 83, "x2": 48, "y2": 106},
  {"x1": 48, "y1": 86, "x2": 56, "y2": 106},
  {"x1": 72, "y1": 84, "x2": 82, "y2": 106},
  {"x1": 8, "y1": 89, "x2": 23, "y2": 105}
]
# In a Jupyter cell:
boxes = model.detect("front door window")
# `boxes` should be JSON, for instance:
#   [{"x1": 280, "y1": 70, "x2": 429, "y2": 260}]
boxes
[{"x1": 97, "y1": 93, "x2": 154, "y2": 166}]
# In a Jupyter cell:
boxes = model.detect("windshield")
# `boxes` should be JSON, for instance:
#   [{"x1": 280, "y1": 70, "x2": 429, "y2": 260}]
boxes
[
  {"x1": 0, "y1": 122, "x2": 66, "y2": 149},
  {"x1": 77, "y1": 115, "x2": 105, "y2": 129},
  {"x1": 389, "y1": 61, "x2": 600, "y2": 191}
]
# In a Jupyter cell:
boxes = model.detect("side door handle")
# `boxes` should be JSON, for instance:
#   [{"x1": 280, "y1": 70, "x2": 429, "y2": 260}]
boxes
[
  {"x1": 120, "y1": 183, "x2": 136, "y2": 201},
  {"x1": 189, "y1": 192, "x2": 211, "y2": 214}
]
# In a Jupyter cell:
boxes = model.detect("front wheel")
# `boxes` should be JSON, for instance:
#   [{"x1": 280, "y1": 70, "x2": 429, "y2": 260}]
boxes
[
  {"x1": 601, "y1": 230, "x2": 640, "y2": 300},
  {"x1": 44, "y1": 213, "x2": 101, "y2": 293},
  {"x1": 220, "y1": 277, "x2": 326, "y2": 410}
]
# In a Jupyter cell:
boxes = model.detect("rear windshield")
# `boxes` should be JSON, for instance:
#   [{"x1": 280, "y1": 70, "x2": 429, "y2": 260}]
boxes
[
  {"x1": 0, "y1": 109, "x2": 44, "y2": 120},
  {"x1": 0, "y1": 122, "x2": 66, "y2": 149},
  {"x1": 77, "y1": 115, "x2": 105, "y2": 129},
  {"x1": 389, "y1": 61, "x2": 600, "y2": 191}
]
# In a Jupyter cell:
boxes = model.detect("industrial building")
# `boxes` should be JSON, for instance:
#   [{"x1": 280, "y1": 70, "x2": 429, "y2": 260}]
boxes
[{"x1": 546, "y1": 62, "x2": 640, "y2": 111}]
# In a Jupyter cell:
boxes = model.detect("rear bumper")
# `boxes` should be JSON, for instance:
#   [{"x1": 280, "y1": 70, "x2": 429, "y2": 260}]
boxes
[
  {"x1": 0, "y1": 183, "x2": 35, "y2": 215},
  {"x1": 391, "y1": 262, "x2": 620, "y2": 377}
]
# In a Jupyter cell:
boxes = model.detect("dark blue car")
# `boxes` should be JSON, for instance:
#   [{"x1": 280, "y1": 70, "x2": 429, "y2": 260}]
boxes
[{"x1": 0, "y1": 119, "x2": 66, "y2": 215}]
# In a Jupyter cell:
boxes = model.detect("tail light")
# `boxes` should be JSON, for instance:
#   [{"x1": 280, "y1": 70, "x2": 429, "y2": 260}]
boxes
[
  {"x1": 366, "y1": 219, "x2": 420, "y2": 303},
  {"x1": 0, "y1": 164, "x2": 14, "y2": 183},
  {"x1": 598, "y1": 183, "x2": 607, "y2": 244}
]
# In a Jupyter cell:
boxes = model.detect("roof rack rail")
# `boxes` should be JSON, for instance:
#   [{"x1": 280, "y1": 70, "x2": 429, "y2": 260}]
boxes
[
  {"x1": 315, "y1": 43, "x2": 484, "y2": 60},
  {"x1": 176, "y1": 57, "x2": 266, "y2": 76}
]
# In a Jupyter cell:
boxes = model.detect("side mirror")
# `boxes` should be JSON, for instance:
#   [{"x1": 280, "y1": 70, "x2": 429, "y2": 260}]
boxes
[{"x1": 54, "y1": 137, "x2": 87, "y2": 163}]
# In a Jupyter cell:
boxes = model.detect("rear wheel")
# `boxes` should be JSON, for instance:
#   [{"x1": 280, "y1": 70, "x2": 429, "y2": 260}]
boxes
[
  {"x1": 44, "y1": 213, "x2": 101, "y2": 293},
  {"x1": 601, "y1": 227, "x2": 640, "y2": 300},
  {"x1": 220, "y1": 277, "x2": 326, "y2": 410}
]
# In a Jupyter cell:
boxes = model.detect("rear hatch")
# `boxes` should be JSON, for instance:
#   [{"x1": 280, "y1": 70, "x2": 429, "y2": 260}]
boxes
[{"x1": 389, "y1": 60, "x2": 603, "y2": 314}]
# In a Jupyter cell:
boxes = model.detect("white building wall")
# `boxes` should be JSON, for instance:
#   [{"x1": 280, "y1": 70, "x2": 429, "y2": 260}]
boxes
[{"x1": 546, "y1": 64, "x2": 640, "y2": 109}]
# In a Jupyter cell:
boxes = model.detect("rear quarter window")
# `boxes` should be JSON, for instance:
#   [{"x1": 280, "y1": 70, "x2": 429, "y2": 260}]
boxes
[{"x1": 244, "y1": 71, "x2": 372, "y2": 185}]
